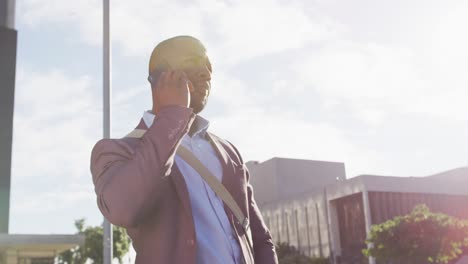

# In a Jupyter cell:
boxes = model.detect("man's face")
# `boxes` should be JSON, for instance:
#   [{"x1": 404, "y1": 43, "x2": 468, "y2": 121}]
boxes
[
  {"x1": 155, "y1": 39, "x2": 212, "y2": 114},
  {"x1": 179, "y1": 53, "x2": 212, "y2": 114}
]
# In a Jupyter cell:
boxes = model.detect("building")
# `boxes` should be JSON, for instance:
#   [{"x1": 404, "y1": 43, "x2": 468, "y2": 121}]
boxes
[
  {"x1": 247, "y1": 157, "x2": 468, "y2": 264},
  {"x1": 247, "y1": 157, "x2": 346, "y2": 259},
  {"x1": 1, "y1": 0, "x2": 17, "y2": 235},
  {"x1": 0, "y1": 234, "x2": 84, "y2": 264}
]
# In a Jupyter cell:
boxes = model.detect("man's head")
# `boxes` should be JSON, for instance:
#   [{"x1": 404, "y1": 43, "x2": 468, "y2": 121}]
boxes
[{"x1": 148, "y1": 36, "x2": 212, "y2": 114}]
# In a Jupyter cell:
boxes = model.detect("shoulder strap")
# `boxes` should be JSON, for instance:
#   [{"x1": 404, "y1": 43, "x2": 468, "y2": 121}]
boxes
[
  {"x1": 125, "y1": 129, "x2": 147, "y2": 138},
  {"x1": 176, "y1": 145, "x2": 249, "y2": 233},
  {"x1": 124, "y1": 129, "x2": 249, "y2": 233}
]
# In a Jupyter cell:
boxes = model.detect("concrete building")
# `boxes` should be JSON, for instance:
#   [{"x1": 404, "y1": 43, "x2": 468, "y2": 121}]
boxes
[
  {"x1": 0, "y1": 234, "x2": 84, "y2": 264},
  {"x1": 1, "y1": 0, "x2": 17, "y2": 235},
  {"x1": 247, "y1": 157, "x2": 468, "y2": 264},
  {"x1": 246, "y1": 158, "x2": 346, "y2": 260}
]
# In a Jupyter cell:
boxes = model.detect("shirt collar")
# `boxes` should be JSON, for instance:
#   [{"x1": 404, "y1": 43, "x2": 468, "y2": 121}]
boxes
[{"x1": 142, "y1": 109, "x2": 210, "y2": 137}]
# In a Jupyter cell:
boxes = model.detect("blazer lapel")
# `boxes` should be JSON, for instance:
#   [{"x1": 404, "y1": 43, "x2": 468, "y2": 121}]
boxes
[
  {"x1": 206, "y1": 133, "x2": 254, "y2": 264},
  {"x1": 133, "y1": 118, "x2": 194, "y2": 221},
  {"x1": 206, "y1": 133, "x2": 248, "y2": 218}
]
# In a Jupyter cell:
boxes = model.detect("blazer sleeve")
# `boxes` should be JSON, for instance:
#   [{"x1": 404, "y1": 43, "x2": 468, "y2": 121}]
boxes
[
  {"x1": 227, "y1": 141, "x2": 279, "y2": 264},
  {"x1": 90, "y1": 106, "x2": 195, "y2": 228}
]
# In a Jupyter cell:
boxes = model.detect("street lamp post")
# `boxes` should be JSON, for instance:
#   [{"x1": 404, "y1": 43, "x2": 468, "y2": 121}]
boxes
[{"x1": 102, "y1": 0, "x2": 112, "y2": 264}]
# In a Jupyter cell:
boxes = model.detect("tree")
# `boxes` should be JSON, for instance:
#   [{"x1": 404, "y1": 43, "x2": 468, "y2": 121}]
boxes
[
  {"x1": 276, "y1": 242, "x2": 329, "y2": 264},
  {"x1": 363, "y1": 204, "x2": 468, "y2": 264},
  {"x1": 58, "y1": 219, "x2": 131, "y2": 264}
]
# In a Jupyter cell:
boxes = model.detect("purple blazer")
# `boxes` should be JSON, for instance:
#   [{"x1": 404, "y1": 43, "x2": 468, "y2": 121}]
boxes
[{"x1": 90, "y1": 106, "x2": 278, "y2": 264}]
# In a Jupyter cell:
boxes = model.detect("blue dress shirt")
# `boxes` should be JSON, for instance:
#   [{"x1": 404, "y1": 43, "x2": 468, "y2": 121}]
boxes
[{"x1": 143, "y1": 110, "x2": 242, "y2": 264}]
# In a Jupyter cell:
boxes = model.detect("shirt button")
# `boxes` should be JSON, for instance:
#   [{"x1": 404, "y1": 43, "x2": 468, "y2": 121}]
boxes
[{"x1": 187, "y1": 239, "x2": 194, "y2": 246}]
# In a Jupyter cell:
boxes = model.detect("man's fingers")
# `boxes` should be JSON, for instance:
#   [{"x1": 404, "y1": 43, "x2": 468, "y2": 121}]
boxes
[
  {"x1": 150, "y1": 69, "x2": 164, "y2": 87},
  {"x1": 155, "y1": 71, "x2": 166, "y2": 89},
  {"x1": 187, "y1": 79, "x2": 194, "y2": 92},
  {"x1": 172, "y1": 70, "x2": 189, "y2": 91},
  {"x1": 178, "y1": 71, "x2": 194, "y2": 92},
  {"x1": 156, "y1": 70, "x2": 190, "y2": 92},
  {"x1": 152, "y1": 69, "x2": 191, "y2": 109},
  {"x1": 161, "y1": 71, "x2": 170, "y2": 90}
]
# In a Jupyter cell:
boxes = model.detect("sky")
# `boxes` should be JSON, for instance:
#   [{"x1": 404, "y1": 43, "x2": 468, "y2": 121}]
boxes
[{"x1": 9, "y1": 0, "x2": 468, "y2": 238}]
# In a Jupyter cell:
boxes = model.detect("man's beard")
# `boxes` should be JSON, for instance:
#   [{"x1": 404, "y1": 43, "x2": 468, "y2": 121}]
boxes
[
  {"x1": 188, "y1": 79, "x2": 210, "y2": 114},
  {"x1": 190, "y1": 93, "x2": 208, "y2": 114}
]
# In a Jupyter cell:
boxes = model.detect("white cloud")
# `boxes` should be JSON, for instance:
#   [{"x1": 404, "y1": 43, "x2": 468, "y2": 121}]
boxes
[
  {"x1": 19, "y1": 0, "x2": 102, "y2": 45},
  {"x1": 18, "y1": 0, "x2": 340, "y2": 65},
  {"x1": 14, "y1": 0, "x2": 468, "y2": 221},
  {"x1": 12, "y1": 183, "x2": 95, "y2": 214},
  {"x1": 10, "y1": 68, "x2": 102, "y2": 232},
  {"x1": 207, "y1": 73, "x2": 385, "y2": 177},
  {"x1": 211, "y1": 110, "x2": 385, "y2": 178},
  {"x1": 12, "y1": 69, "x2": 100, "y2": 180},
  {"x1": 199, "y1": 0, "x2": 341, "y2": 65},
  {"x1": 19, "y1": 0, "x2": 468, "y2": 124},
  {"x1": 294, "y1": 37, "x2": 468, "y2": 123}
]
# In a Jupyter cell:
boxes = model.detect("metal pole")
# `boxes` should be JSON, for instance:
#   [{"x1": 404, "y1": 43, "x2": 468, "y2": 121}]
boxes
[
  {"x1": 103, "y1": 0, "x2": 112, "y2": 263},
  {"x1": 362, "y1": 189, "x2": 375, "y2": 264}
]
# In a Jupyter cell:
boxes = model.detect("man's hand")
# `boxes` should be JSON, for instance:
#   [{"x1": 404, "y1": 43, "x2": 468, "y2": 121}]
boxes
[{"x1": 152, "y1": 70, "x2": 193, "y2": 113}]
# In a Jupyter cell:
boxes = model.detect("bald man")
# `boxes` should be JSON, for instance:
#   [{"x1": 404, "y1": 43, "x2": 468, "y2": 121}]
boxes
[{"x1": 90, "y1": 36, "x2": 278, "y2": 264}]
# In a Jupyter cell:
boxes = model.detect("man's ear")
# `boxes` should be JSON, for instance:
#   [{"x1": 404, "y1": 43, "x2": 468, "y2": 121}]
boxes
[{"x1": 148, "y1": 69, "x2": 164, "y2": 88}]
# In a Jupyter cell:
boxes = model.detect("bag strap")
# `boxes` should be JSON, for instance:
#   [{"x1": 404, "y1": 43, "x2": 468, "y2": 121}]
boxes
[
  {"x1": 124, "y1": 129, "x2": 250, "y2": 233},
  {"x1": 125, "y1": 129, "x2": 147, "y2": 138},
  {"x1": 176, "y1": 145, "x2": 250, "y2": 232}
]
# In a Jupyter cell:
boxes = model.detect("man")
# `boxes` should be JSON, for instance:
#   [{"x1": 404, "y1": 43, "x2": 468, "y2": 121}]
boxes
[{"x1": 90, "y1": 36, "x2": 278, "y2": 264}]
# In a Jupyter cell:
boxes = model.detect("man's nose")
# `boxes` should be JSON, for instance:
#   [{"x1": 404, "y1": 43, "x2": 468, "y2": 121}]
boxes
[{"x1": 197, "y1": 65, "x2": 211, "y2": 81}]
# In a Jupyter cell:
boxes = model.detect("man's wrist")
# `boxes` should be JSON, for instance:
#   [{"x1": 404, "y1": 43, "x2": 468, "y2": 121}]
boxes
[{"x1": 156, "y1": 105, "x2": 193, "y2": 114}]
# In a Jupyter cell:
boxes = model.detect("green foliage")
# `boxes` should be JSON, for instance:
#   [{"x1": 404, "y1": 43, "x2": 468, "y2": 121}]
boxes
[
  {"x1": 276, "y1": 242, "x2": 329, "y2": 264},
  {"x1": 57, "y1": 219, "x2": 131, "y2": 264},
  {"x1": 363, "y1": 204, "x2": 468, "y2": 264}
]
